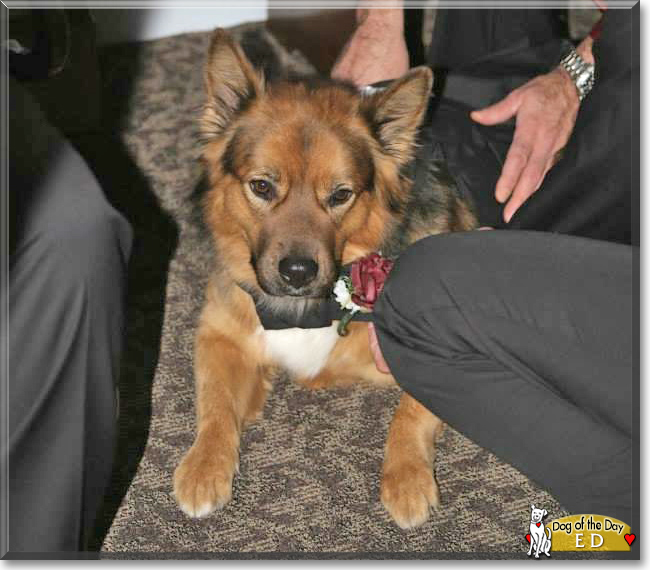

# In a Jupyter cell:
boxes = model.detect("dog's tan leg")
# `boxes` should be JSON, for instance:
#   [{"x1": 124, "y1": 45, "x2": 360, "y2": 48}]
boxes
[
  {"x1": 174, "y1": 286, "x2": 269, "y2": 518},
  {"x1": 381, "y1": 393, "x2": 444, "y2": 529},
  {"x1": 297, "y1": 324, "x2": 443, "y2": 529}
]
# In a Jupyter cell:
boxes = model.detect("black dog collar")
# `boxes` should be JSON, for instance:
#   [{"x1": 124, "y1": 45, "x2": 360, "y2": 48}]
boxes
[{"x1": 252, "y1": 263, "x2": 374, "y2": 331}]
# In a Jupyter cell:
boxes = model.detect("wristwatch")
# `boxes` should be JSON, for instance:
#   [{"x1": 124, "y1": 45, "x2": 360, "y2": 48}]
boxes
[{"x1": 558, "y1": 47, "x2": 595, "y2": 102}]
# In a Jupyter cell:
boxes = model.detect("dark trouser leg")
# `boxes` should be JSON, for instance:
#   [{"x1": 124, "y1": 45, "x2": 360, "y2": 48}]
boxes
[
  {"x1": 8, "y1": 80, "x2": 132, "y2": 552},
  {"x1": 373, "y1": 231, "x2": 635, "y2": 528}
]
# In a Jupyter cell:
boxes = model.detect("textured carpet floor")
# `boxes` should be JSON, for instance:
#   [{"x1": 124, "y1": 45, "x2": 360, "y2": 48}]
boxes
[{"x1": 89, "y1": 23, "x2": 569, "y2": 556}]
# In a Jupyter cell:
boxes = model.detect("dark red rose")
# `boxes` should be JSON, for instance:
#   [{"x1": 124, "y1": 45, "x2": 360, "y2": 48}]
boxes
[{"x1": 350, "y1": 253, "x2": 394, "y2": 309}]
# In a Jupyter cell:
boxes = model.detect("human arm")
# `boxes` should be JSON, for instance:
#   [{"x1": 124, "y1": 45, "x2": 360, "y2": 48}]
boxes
[{"x1": 331, "y1": 1, "x2": 409, "y2": 86}]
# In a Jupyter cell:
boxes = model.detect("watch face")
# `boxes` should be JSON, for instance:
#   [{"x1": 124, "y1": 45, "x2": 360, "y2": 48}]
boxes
[{"x1": 577, "y1": 70, "x2": 591, "y2": 87}]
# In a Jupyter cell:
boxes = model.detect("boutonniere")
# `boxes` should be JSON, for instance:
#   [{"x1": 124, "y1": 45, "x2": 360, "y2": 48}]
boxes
[{"x1": 333, "y1": 252, "x2": 394, "y2": 336}]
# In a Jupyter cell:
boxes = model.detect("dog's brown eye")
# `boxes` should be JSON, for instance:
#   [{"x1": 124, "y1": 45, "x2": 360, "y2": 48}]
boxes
[
  {"x1": 329, "y1": 188, "x2": 353, "y2": 207},
  {"x1": 249, "y1": 179, "x2": 273, "y2": 199}
]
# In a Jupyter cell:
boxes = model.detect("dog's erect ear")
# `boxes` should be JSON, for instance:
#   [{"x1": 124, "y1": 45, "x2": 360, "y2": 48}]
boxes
[
  {"x1": 202, "y1": 28, "x2": 264, "y2": 140},
  {"x1": 542, "y1": 509, "x2": 547, "y2": 517},
  {"x1": 531, "y1": 504, "x2": 536, "y2": 510},
  {"x1": 362, "y1": 67, "x2": 433, "y2": 164}
]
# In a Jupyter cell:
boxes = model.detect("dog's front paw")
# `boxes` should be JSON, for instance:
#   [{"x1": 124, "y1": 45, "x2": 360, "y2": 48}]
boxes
[
  {"x1": 173, "y1": 443, "x2": 237, "y2": 518},
  {"x1": 381, "y1": 461, "x2": 440, "y2": 529}
]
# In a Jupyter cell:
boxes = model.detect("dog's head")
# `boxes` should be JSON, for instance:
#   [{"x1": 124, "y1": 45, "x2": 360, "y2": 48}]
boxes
[
  {"x1": 530, "y1": 504, "x2": 548, "y2": 523},
  {"x1": 200, "y1": 29, "x2": 432, "y2": 308}
]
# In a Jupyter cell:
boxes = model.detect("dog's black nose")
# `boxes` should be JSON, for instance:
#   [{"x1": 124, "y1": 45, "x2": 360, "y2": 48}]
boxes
[{"x1": 278, "y1": 256, "x2": 318, "y2": 289}]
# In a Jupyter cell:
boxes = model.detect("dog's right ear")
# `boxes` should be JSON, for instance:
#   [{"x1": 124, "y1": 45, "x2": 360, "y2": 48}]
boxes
[
  {"x1": 531, "y1": 504, "x2": 536, "y2": 510},
  {"x1": 201, "y1": 28, "x2": 264, "y2": 140}
]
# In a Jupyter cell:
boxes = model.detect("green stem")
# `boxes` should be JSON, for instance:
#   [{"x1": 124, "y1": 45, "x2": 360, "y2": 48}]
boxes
[{"x1": 337, "y1": 311, "x2": 355, "y2": 336}]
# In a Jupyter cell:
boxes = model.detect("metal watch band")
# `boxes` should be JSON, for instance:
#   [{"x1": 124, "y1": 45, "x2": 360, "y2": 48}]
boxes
[{"x1": 559, "y1": 48, "x2": 595, "y2": 102}]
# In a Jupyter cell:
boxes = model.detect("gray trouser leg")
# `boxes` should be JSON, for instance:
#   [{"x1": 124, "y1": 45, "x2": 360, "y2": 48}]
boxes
[
  {"x1": 8, "y1": 79, "x2": 133, "y2": 552},
  {"x1": 373, "y1": 231, "x2": 635, "y2": 529}
]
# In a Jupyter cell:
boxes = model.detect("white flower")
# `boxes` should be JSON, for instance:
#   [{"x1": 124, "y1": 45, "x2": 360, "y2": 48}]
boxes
[{"x1": 333, "y1": 277, "x2": 361, "y2": 314}]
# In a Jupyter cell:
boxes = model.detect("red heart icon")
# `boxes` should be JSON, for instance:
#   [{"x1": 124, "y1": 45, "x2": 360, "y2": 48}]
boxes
[
  {"x1": 525, "y1": 534, "x2": 531, "y2": 543},
  {"x1": 624, "y1": 534, "x2": 635, "y2": 546},
  {"x1": 536, "y1": 522, "x2": 541, "y2": 527}
]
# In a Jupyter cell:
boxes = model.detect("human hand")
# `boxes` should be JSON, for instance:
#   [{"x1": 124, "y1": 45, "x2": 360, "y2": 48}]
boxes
[
  {"x1": 368, "y1": 322, "x2": 391, "y2": 374},
  {"x1": 470, "y1": 67, "x2": 580, "y2": 223},
  {"x1": 331, "y1": 7, "x2": 408, "y2": 87}
]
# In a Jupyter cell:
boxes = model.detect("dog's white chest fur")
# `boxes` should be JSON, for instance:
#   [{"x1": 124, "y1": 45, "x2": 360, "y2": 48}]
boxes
[{"x1": 259, "y1": 324, "x2": 339, "y2": 379}]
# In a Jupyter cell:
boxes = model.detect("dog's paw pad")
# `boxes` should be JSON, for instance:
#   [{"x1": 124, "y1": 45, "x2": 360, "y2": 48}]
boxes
[
  {"x1": 381, "y1": 463, "x2": 440, "y2": 529},
  {"x1": 173, "y1": 446, "x2": 235, "y2": 519}
]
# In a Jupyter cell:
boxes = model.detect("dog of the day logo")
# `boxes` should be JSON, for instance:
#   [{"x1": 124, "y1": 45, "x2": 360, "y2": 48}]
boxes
[
  {"x1": 526, "y1": 505, "x2": 552, "y2": 558},
  {"x1": 525, "y1": 505, "x2": 635, "y2": 555}
]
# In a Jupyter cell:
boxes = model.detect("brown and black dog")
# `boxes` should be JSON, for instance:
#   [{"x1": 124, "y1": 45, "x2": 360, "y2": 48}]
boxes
[{"x1": 173, "y1": 29, "x2": 476, "y2": 529}]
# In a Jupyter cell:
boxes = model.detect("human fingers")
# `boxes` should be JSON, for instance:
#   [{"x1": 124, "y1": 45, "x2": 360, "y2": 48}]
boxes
[
  {"x1": 494, "y1": 127, "x2": 534, "y2": 204},
  {"x1": 470, "y1": 89, "x2": 522, "y2": 126},
  {"x1": 368, "y1": 322, "x2": 391, "y2": 374},
  {"x1": 502, "y1": 102, "x2": 577, "y2": 222},
  {"x1": 502, "y1": 132, "x2": 557, "y2": 222}
]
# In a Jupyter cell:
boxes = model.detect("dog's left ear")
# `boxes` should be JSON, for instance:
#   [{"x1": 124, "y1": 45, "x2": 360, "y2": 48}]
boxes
[
  {"x1": 202, "y1": 28, "x2": 265, "y2": 140},
  {"x1": 362, "y1": 67, "x2": 433, "y2": 164},
  {"x1": 543, "y1": 509, "x2": 547, "y2": 517}
]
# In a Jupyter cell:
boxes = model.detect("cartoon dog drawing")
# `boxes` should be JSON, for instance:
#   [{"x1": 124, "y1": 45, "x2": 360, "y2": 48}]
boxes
[{"x1": 528, "y1": 504, "x2": 552, "y2": 558}]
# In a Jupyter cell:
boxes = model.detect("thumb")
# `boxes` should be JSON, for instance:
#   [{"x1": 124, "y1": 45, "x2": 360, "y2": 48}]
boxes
[{"x1": 471, "y1": 90, "x2": 522, "y2": 126}]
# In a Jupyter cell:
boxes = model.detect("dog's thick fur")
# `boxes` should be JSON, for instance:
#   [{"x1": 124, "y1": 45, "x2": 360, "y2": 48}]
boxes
[{"x1": 173, "y1": 29, "x2": 476, "y2": 529}]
